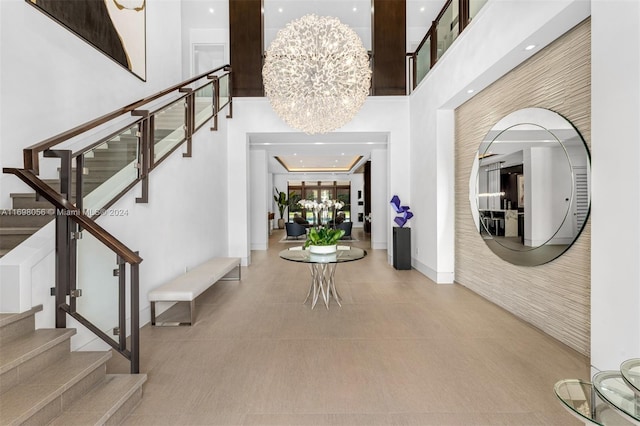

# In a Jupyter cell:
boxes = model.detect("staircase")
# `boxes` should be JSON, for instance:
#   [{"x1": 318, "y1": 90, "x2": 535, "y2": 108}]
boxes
[
  {"x1": 0, "y1": 305, "x2": 146, "y2": 425},
  {"x1": 0, "y1": 139, "x2": 138, "y2": 258}
]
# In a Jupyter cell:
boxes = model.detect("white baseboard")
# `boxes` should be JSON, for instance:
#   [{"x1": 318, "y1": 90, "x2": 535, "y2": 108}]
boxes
[{"x1": 412, "y1": 258, "x2": 454, "y2": 284}]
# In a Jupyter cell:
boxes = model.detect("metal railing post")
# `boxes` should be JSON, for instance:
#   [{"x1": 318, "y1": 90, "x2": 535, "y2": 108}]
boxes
[
  {"x1": 45, "y1": 149, "x2": 73, "y2": 327},
  {"x1": 178, "y1": 88, "x2": 194, "y2": 157},
  {"x1": 132, "y1": 110, "x2": 150, "y2": 204},
  {"x1": 130, "y1": 262, "x2": 140, "y2": 374}
]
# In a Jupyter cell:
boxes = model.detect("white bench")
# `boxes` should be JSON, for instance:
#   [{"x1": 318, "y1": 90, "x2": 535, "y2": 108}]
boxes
[{"x1": 148, "y1": 257, "x2": 241, "y2": 326}]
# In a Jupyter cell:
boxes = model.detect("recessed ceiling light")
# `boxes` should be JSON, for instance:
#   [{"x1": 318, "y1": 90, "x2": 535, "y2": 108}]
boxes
[
  {"x1": 525, "y1": 44, "x2": 536, "y2": 51},
  {"x1": 420, "y1": 6, "x2": 425, "y2": 12},
  {"x1": 278, "y1": 7, "x2": 283, "y2": 13},
  {"x1": 467, "y1": 89, "x2": 474, "y2": 94},
  {"x1": 353, "y1": 7, "x2": 357, "y2": 12},
  {"x1": 209, "y1": 7, "x2": 214, "y2": 13}
]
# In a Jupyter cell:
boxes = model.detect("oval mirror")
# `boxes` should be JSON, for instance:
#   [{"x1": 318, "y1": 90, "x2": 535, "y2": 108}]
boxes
[{"x1": 469, "y1": 108, "x2": 590, "y2": 266}]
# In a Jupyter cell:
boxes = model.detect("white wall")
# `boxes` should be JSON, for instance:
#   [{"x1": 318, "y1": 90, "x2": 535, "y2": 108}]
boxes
[
  {"x1": 229, "y1": 97, "x2": 408, "y2": 264},
  {"x1": 0, "y1": 0, "x2": 184, "y2": 208},
  {"x1": 250, "y1": 150, "x2": 269, "y2": 250},
  {"x1": 591, "y1": 0, "x2": 640, "y2": 372},
  {"x1": 409, "y1": 0, "x2": 590, "y2": 283},
  {"x1": 180, "y1": 0, "x2": 229, "y2": 78}
]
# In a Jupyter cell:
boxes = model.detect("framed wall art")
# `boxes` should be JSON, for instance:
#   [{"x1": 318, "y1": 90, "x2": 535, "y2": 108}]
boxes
[{"x1": 27, "y1": 0, "x2": 147, "y2": 81}]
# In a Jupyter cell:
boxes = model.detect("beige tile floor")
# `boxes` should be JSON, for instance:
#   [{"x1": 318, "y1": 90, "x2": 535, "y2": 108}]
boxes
[{"x1": 112, "y1": 228, "x2": 590, "y2": 425}]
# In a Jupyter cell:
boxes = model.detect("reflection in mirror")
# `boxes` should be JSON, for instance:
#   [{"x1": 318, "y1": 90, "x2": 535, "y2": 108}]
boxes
[{"x1": 469, "y1": 108, "x2": 590, "y2": 266}]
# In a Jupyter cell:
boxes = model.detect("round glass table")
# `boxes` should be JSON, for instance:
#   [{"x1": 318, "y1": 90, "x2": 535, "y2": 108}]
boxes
[
  {"x1": 621, "y1": 358, "x2": 640, "y2": 397},
  {"x1": 279, "y1": 246, "x2": 367, "y2": 309}
]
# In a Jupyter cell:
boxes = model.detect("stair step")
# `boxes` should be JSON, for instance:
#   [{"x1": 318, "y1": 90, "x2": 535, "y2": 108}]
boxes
[
  {"x1": 0, "y1": 328, "x2": 75, "y2": 376},
  {"x1": 0, "y1": 305, "x2": 43, "y2": 342},
  {"x1": 0, "y1": 226, "x2": 41, "y2": 249},
  {"x1": 0, "y1": 351, "x2": 111, "y2": 425},
  {"x1": 49, "y1": 373, "x2": 147, "y2": 425}
]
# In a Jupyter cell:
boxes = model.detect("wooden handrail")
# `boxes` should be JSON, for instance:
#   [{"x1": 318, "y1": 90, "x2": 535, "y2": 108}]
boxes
[
  {"x1": 3, "y1": 167, "x2": 143, "y2": 265},
  {"x1": 23, "y1": 65, "x2": 231, "y2": 173}
]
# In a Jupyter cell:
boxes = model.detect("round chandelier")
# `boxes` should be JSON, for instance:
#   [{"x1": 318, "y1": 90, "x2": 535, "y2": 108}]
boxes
[{"x1": 262, "y1": 14, "x2": 371, "y2": 134}]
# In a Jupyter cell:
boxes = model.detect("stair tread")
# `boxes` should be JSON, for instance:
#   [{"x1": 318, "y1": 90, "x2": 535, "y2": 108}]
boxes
[
  {"x1": 0, "y1": 305, "x2": 42, "y2": 328},
  {"x1": 0, "y1": 328, "x2": 76, "y2": 374},
  {"x1": 0, "y1": 226, "x2": 41, "y2": 234},
  {"x1": 49, "y1": 373, "x2": 147, "y2": 425},
  {"x1": 0, "y1": 351, "x2": 111, "y2": 425}
]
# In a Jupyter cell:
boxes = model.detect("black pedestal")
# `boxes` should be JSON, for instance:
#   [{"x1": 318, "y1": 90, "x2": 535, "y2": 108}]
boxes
[{"x1": 393, "y1": 227, "x2": 411, "y2": 270}]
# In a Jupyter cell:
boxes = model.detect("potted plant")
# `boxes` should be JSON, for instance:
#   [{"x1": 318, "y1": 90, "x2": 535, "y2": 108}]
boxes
[
  {"x1": 273, "y1": 188, "x2": 290, "y2": 229},
  {"x1": 304, "y1": 227, "x2": 345, "y2": 254}
]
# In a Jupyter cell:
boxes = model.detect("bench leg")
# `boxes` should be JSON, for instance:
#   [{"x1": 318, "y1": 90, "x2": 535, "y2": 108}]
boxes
[
  {"x1": 220, "y1": 263, "x2": 242, "y2": 281},
  {"x1": 151, "y1": 301, "x2": 194, "y2": 326}
]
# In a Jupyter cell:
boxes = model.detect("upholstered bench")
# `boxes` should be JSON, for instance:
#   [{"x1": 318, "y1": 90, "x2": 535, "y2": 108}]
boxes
[{"x1": 148, "y1": 257, "x2": 241, "y2": 326}]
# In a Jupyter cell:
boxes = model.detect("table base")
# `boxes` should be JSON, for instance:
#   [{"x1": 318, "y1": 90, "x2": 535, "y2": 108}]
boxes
[{"x1": 304, "y1": 263, "x2": 342, "y2": 309}]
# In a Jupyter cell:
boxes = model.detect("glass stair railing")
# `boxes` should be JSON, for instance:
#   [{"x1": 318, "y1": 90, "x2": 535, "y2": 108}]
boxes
[{"x1": 555, "y1": 358, "x2": 640, "y2": 425}]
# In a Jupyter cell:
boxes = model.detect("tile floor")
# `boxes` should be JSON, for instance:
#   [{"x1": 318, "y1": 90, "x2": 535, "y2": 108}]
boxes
[{"x1": 112, "y1": 228, "x2": 589, "y2": 425}]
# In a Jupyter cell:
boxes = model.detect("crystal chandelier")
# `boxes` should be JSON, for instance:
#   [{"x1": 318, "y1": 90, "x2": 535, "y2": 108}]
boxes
[{"x1": 262, "y1": 14, "x2": 371, "y2": 134}]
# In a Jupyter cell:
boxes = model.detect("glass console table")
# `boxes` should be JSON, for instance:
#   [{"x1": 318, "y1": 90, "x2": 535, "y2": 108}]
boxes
[
  {"x1": 279, "y1": 246, "x2": 367, "y2": 309},
  {"x1": 621, "y1": 358, "x2": 640, "y2": 397},
  {"x1": 554, "y1": 379, "x2": 637, "y2": 425},
  {"x1": 593, "y1": 370, "x2": 640, "y2": 424}
]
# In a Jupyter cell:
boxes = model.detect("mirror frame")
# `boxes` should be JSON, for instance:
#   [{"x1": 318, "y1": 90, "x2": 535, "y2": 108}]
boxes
[{"x1": 469, "y1": 108, "x2": 591, "y2": 266}]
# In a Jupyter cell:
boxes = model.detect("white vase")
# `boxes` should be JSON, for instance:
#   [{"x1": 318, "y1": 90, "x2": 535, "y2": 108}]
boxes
[{"x1": 309, "y1": 244, "x2": 337, "y2": 254}]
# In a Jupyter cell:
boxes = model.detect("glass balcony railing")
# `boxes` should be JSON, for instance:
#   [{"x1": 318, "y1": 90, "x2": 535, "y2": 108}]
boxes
[
  {"x1": 219, "y1": 73, "x2": 230, "y2": 110},
  {"x1": 470, "y1": 0, "x2": 488, "y2": 22},
  {"x1": 408, "y1": 0, "x2": 487, "y2": 91},
  {"x1": 436, "y1": 0, "x2": 460, "y2": 62},
  {"x1": 416, "y1": 36, "x2": 432, "y2": 84}
]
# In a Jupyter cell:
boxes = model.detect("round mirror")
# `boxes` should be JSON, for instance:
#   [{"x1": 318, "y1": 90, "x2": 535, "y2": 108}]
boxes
[{"x1": 469, "y1": 108, "x2": 590, "y2": 266}]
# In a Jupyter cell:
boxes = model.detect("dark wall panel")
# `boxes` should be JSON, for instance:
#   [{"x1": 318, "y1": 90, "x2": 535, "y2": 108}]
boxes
[
  {"x1": 229, "y1": 0, "x2": 263, "y2": 97},
  {"x1": 372, "y1": 0, "x2": 406, "y2": 96}
]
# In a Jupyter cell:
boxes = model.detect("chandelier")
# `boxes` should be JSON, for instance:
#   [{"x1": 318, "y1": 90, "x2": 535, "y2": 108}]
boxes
[{"x1": 262, "y1": 14, "x2": 371, "y2": 134}]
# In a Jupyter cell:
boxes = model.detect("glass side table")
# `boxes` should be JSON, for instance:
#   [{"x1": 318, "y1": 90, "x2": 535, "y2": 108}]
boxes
[
  {"x1": 554, "y1": 380, "x2": 601, "y2": 425},
  {"x1": 593, "y1": 371, "x2": 640, "y2": 425},
  {"x1": 554, "y1": 379, "x2": 636, "y2": 425},
  {"x1": 279, "y1": 247, "x2": 367, "y2": 309},
  {"x1": 621, "y1": 358, "x2": 640, "y2": 397}
]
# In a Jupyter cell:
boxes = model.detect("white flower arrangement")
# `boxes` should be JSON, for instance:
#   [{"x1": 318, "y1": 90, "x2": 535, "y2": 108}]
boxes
[
  {"x1": 297, "y1": 199, "x2": 344, "y2": 212},
  {"x1": 297, "y1": 198, "x2": 345, "y2": 227}
]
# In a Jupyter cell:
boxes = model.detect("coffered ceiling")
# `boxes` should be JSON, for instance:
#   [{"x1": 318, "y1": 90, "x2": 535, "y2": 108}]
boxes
[{"x1": 248, "y1": 132, "x2": 387, "y2": 174}]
